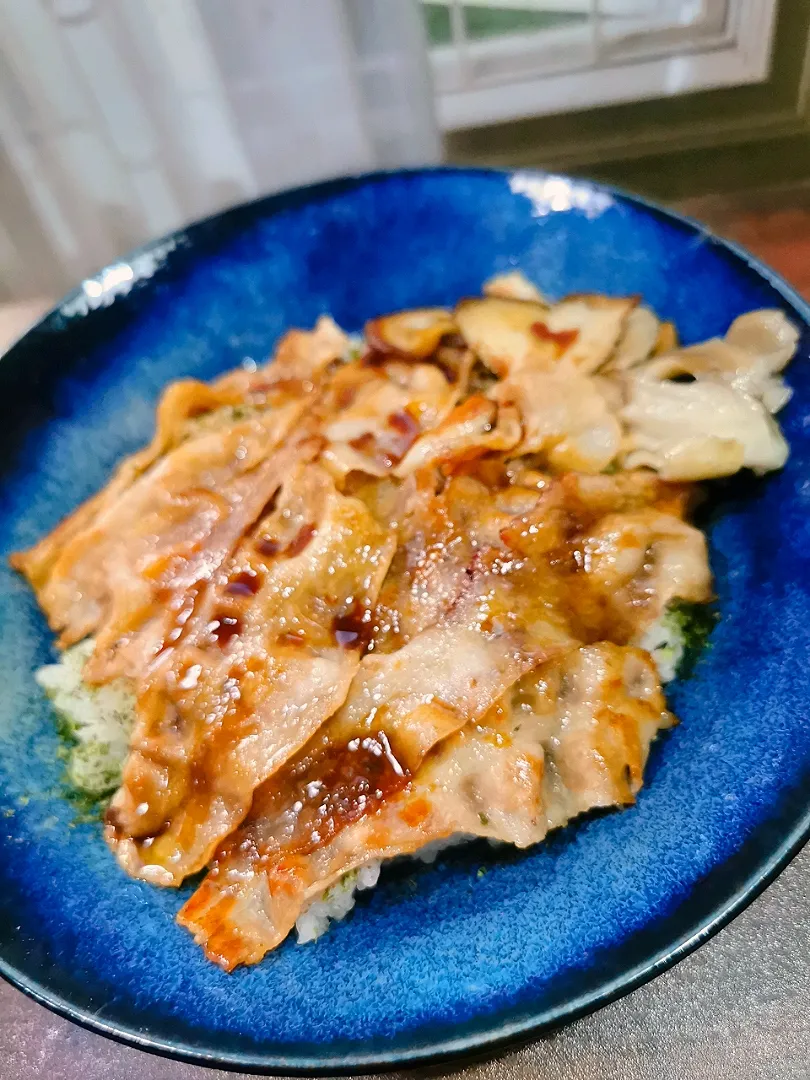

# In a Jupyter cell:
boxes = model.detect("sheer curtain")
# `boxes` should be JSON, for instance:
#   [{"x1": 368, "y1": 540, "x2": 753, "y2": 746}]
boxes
[{"x1": 0, "y1": 0, "x2": 441, "y2": 301}]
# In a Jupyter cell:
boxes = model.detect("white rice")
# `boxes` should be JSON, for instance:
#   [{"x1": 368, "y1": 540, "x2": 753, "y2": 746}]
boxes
[
  {"x1": 294, "y1": 834, "x2": 474, "y2": 943},
  {"x1": 639, "y1": 613, "x2": 684, "y2": 683},
  {"x1": 295, "y1": 862, "x2": 382, "y2": 943},
  {"x1": 36, "y1": 639, "x2": 135, "y2": 796}
]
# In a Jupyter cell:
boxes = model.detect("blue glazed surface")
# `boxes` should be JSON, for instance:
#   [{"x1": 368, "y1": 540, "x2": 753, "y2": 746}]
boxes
[{"x1": 1, "y1": 168, "x2": 810, "y2": 1073}]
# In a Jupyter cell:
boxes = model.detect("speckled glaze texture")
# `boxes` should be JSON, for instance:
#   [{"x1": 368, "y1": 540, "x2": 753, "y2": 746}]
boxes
[{"x1": 0, "y1": 169, "x2": 809, "y2": 1074}]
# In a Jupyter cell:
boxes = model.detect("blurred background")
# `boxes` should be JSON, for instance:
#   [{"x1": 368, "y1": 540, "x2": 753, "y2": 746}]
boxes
[{"x1": 1, "y1": 0, "x2": 809, "y2": 304}]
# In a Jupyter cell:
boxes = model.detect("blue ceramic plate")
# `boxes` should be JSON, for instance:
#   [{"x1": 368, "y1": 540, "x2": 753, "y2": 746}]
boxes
[{"x1": 1, "y1": 168, "x2": 809, "y2": 1074}]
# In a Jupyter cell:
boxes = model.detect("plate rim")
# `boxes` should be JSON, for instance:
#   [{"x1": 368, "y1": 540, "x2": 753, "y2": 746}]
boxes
[{"x1": 1, "y1": 164, "x2": 809, "y2": 1074}]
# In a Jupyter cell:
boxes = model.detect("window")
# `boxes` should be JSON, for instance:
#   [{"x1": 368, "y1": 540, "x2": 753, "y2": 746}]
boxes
[{"x1": 423, "y1": 0, "x2": 780, "y2": 130}]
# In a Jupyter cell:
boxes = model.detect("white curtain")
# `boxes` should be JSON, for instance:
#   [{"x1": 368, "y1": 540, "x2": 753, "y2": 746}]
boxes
[{"x1": 0, "y1": 0, "x2": 441, "y2": 301}]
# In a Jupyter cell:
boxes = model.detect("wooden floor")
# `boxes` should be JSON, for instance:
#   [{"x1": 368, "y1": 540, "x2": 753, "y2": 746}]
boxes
[{"x1": 680, "y1": 185, "x2": 810, "y2": 298}]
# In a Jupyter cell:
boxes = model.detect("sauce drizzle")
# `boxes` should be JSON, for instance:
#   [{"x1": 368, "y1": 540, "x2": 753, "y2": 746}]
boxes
[
  {"x1": 209, "y1": 612, "x2": 242, "y2": 647},
  {"x1": 531, "y1": 322, "x2": 580, "y2": 355}
]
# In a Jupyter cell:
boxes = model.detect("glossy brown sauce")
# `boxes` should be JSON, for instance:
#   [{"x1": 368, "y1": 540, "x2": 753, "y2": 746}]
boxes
[
  {"x1": 349, "y1": 432, "x2": 397, "y2": 470},
  {"x1": 359, "y1": 349, "x2": 388, "y2": 369},
  {"x1": 209, "y1": 612, "x2": 243, "y2": 647},
  {"x1": 531, "y1": 321, "x2": 580, "y2": 354},
  {"x1": 274, "y1": 732, "x2": 410, "y2": 858},
  {"x1": 332, "y1": 600, "x2": 373, "y2": 650},
  {"x1": 256, "y1": 489, "x2": 280, "y2": 522},
  {"x1": 287, "y1": 522, "x2": 317, "y2": 557},
  {"x1": 255, "y1": 521, "x2": 316, "y2": 559},
  {"x1": 349, "y1": 408, "x2": 423, "y2": 471},
  {"x1": 225, "y1": 569, "x2": 262, "y2": 597},
  {"x1": 256, "y1": 535, "x2": 282, "y2": 557},
  {"x1": 387, "y1": 409, "x2": 420, "y2": 441},
  {"x1": 336, "y1": 385, "x2": 358, "y2": 410}
]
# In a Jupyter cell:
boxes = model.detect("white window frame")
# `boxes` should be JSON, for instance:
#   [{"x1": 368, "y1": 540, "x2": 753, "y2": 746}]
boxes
[{"x1": 427, "y1": 0, "x2": 780, "y2": 131}]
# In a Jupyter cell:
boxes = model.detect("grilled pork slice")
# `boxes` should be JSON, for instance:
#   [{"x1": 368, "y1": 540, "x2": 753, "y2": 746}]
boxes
[
  {"x1": 372, "y1": 466, "x2": 709, "y2": 656},
  {"x1": 179, "y1": 642, "x2": 670, "y2": 968},
  {"x1": 106, "y1": 463, "x2": 396, "y2": 885},
  {"x1": 10, "y1": 319, "x2": 348, "y2": 682},
  {"x1": 454, "y1": 294, "x2": 637, "y2": 377},
  {"x1": 178, "y1": 551, "x2": 575, "y2": 967},
  {"x1": 319, "y1": 353, "x2": 470, "y2": 480}
]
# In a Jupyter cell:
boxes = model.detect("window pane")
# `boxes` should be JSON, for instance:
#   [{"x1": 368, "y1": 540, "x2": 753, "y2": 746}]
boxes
[
  {"x1": 422, "y1": 4, "x2": 587, "y2": 47},
  {"x1": 422, "y1": 3, "x2": 451, "y2": 45},
  {"x1": 463, "y1": 6, "x2": 587, "y2": 42}
]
